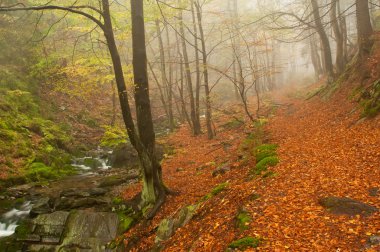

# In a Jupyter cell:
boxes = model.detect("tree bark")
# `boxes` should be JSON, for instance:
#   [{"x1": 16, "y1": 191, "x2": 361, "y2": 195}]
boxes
[
  {"x1": 356, "y1": 0, "x2": 373, "y2": 59},
  {"x1": 195, "y1": 0, "x2": 214, "y2": 139},
  {"x1": 178, "y1": 2, "x2": 201, "y2": 135},
  {"x1": 155, "y1": 20, "x2": 173, "y2": 131},
  {"x1": 311, "y1": 0, "x2": 334, "y2": 82},
  {"x1": 338, "y1": 0, "x2": 349, "y2": 64},
  {"x1": 331, "y1": 0, "x2": 344, "y2": 74},
  {"x1": 129, "y1": 0, "x2": 166, "y2": 218},
  {"x1": 191, "y1": 0, "x2": 202, "y2": 135},
  {"x1": 165, "y1": 25, "x2": 175, "y2": 132}
]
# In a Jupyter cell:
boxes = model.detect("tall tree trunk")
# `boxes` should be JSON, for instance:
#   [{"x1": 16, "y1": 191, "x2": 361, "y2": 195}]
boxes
[
  {"x1": 311, "y1": 0, "x2": 334, "y2": 82},
  {"x1": 229, "y1": 0, "x2": 241, "y2": 101},
  {"x1": 195, "y1": 0, "x2": 214, "y2": 139},
  {"x1": 179, "y1": 2, "x2": 200, "y2": 135},
  {"x1": 338, "y1": 0, "x2": 349, "y2": 64},
  {"x1": 155, "y1": 20, "x2": 172, "y2": 131},
  {"x1": 331, "y1": 0, "x2": 344, "y2": 74},
  {"x1": 128, "y1": 0, "x2": 166, "y2": 218},
  {"x1": 165, "y1": 25, "x2": 175, "y2": 132},
  {"x1": 191, "y1": 1, "x2": 202, "y2": 134},
  {"x1": 356, "y1": 0, "x2": 373, "y2": 58},
  {"x1": 271, "y1": 39, "x2": 276, "y2": 89},
  {"x1": 147, "y1": 61, "x2": 169, "y2": 117},
  {"x1": 310, "y1": 37, "x2": 323, "y2": 80}
]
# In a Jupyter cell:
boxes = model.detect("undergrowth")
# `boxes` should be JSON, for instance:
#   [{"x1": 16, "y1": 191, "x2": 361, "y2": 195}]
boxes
[{"x1": 0, "y1": 82, "x2": 75, "y2": 186}]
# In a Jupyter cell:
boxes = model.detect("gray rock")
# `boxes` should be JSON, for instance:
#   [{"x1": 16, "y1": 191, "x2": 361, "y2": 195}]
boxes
[
  {"x1": 33, "y1": 211, "x2": 70, "y2": 227},
  {"x1": 99, "y1": 174, "x2": 139, "y2": 188},
  {"x1": 109, "y1": 143, "x2": 165, "y2": 169},
  {"x1": 173, "y1": 205, "x2": 197, "y2": 229},
  {"x1": 71, "y1": 198, "x2": 108, "y2": 209},
  {"x1": 319, "y1": 196, "x2": 378, "y2": 216},
  {"x1": 30, "y1": 197, "x2": 52, "y2": 216},
  {"x1": 109, "y1": 144, "x2": 139, "y2": 169},
  {"x1": 17, "y1": 234, "x2": 41, "y2": 242},
  {"x1": 155, "y1": 204, "x2": 198, "y2": 244},
  {"x1": 369, "y1": 187, "x2": 379, "y2": 197},
  {"x1": 18, "y1": 210, "x2": 119, "y2": 252},
  {"x1": 88, "y1": 188, "x2": 108, "y2": 197},
  {"x1": 212, "y1": 164, "x2": 231, "y2": 177},
  {"x1": 41, "y1": 236, "x2": 61, "y2": 244},
  {"x1": 58, "y1": 210, "x2": 119, "y2": 251},
  {"x1": 368, "y1": 235, "x2": 380, "y2": 246},
  {"x1": 7, "y1": 183, "x2": 34, "y2": 195},
  {"x1": 155, "y1": 219, "x2": 175, "y2": 243},
  {"x1": 60, "y1": 189, "x2": 90, "y2": 198},
  {"x1": 55, "y1": 197, "x2": 108, "y2": 210}
]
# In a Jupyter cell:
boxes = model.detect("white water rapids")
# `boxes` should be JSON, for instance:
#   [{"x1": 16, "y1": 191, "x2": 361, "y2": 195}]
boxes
[{"x1": 0, "y1": 201, "x2": 32, "y2": 238}]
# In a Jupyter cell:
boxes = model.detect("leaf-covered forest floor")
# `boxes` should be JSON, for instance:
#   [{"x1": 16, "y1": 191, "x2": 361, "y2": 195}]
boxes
[{"x1": 121, "y1": 77, "x2": 380, "y2": 251}]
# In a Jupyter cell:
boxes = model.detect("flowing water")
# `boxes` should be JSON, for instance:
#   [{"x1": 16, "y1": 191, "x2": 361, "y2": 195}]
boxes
[
  {"x1": 0, "y1": 201, "x2": 32, "y2": 238},
  {"x1": 0, "y1": 147, "x2": 113, "y2": 238},
  {"x1": 71, "y1": 147, "x2": 112, "y2": 173}
]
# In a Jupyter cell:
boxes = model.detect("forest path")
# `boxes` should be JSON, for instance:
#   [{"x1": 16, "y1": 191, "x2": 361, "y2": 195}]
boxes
[
  {"x1": 248, "y1": 87, "x2": 380, "y2": 251},
  {"x1": 123, "y1": 85, "x2": 380, "y2": 251}
]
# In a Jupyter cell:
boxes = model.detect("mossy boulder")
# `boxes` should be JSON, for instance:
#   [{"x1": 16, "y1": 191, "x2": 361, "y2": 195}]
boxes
[
  {"x1": 202, "y1": 182, "x2": 229, "y2": 201},
  {"x1": 236, "y1": 209, "x2": 251, "y2": 231},
  {"x1": 253, "y1": 156, "x2": 279, "y2": 175},
  {"x1": 228, "y1": 236, "x2": 261, "y2": 250},
  {"x1": 155, "y1": 204, "x2": 198, "y2": 244},
  {"x1": 255, "y1": 144, "x2": 278, "y2": 162},
  {"x1": 155, "y1": 218, "x2": 175, "y2": 243}
]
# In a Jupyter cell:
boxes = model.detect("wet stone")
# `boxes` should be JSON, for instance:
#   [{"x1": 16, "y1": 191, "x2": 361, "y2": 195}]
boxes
[
  {"x1": 41, "y1": 236, "x2": 61, "y2": 244},
  {"x1": 369, "y1": 187, "x2": 379, "y2": 197},
  {"x1": 319, "y1": 196, "x2": 378, "y2": 217},
  {"x1": 60, "y1": 189, "x2": 90, "y2": 198},
  {"x1": 17, "y1": 234, "x2": 41, "y2": 242}
]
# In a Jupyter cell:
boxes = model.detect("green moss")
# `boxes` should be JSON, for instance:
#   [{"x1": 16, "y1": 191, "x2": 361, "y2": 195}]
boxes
[
  {"x1": 14, "y1": 220, "x2": 34, "y2": 239},
  {"x1": 201, "y1": 182, "x2": 229, "y2": 201},
  {"x1": 239, "y1": 119, "x2": 267, "y2": 157},
  {"x1": 236, "y1": 210, "x2": 251, "y2": 231},
  {"x1": 222, "y1": 118, "x2": 244, "y2": 129},
  {"x1": 25, "y1": 162, "x2": 75, "y2": 182},
  {"x1": 112, "y1": 197, "x2": 123, "y2": 205},
  {"x1": 361, "y1": 80, "x2": 380, "y2": 118},
  {"x1": 211, "y1": 182, "x2": 229, "y2": 196},
  {"x1": 228, "y1": 236, "x2": 261, "y2": 250},
  {"x1": 118, "y1": 215, "x2": 135, "y2": 233},
  {"x1": 255, "y1": 144, "x2": 278, "y2": 162},
  {"x1": 100, "y1": 125, "x2": 128, "y2": 148},
  {"x1": 253, "y1": 156, "x2": 279, "y2": 175}
]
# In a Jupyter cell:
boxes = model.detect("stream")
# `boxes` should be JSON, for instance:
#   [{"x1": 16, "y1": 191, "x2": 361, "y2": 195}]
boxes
[
  {"x1": 0, "y1": 147, "x2": 113, "y2": 238},
  {"x1": 0, "y1": 201, "x2": 32, "y2": 238}
]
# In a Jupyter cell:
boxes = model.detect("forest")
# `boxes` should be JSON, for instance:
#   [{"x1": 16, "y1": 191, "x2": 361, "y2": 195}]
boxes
[{"x1": 0, "y1": 0, "x2": 379, "y2": 251}]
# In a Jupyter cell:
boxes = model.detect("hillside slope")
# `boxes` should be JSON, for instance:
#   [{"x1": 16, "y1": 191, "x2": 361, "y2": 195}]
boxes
[{"x1": 121, "y1": 37, "x2": 380, "y2": 251}]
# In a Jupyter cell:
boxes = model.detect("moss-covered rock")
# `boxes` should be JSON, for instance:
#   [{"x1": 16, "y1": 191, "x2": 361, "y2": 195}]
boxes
[
  {"x1": 361, "y1": 79, "x2": 380, "y2": 118},
  {"x1": 236, "y1": 209, "x2": 251, "y2": 231},
  {"x1": 221, "y1": 118, "x2": 244, "y2": 129},
  {"x1": 255, "y1": 144, "x2": 278, "y2": 163},
  {"x1": 202, "y1": 182, "x2": 229, "y2": 201},
  {"x1": 253, "y1": 156, "x2": 279, "y2": 175},
  {"x1": 228, "y1": 236, "x2": 261, "y2": 250}
]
